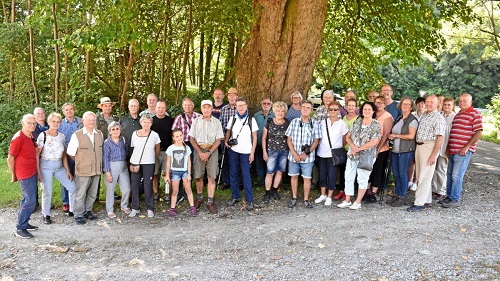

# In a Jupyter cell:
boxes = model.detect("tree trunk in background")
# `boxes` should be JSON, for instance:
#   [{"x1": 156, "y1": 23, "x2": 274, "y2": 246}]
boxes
[
  {"x1": 8, "y1": 0, "x2": 15, "y2": 104},
  {"x1": 235, "y1": 0, "x2": 328, "y2": 107},
  {"x1": 204, "y1": 32, "x2": 213, "y2": 90},
  {"x1": 52, "y1": 2, "x2": 61, "y2": 109},
  {"x1": 27, "y1": 0, "x2": 39, "y2": 104},
  {"x1": 176, "y1": 0, "x2": 192, "y2": 103},
  {"x1": 198, "y1": 31, "x2": 204, "y2": 91}
]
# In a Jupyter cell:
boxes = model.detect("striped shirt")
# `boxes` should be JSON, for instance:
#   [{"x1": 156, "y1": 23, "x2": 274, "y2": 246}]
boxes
[
  {"x1": 448, "y1": 107, "x2": 483, "y2": 154},
  {"x1": 416, "y1": 109, "x2": 446, "y2": 142},
  {"x1": 172, "y1": 112, "x2": 202, "y2": 142},
  {"x1": 103, "y1": 137, "x2": 127, "y2": 172}
]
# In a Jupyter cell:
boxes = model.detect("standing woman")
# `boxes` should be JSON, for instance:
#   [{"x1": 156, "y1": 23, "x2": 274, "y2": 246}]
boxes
[
  {"x1": 262, "y1": 101, "x2": 290, "y2": 203},
  {"x1": 129, "y1": 114, "x2": 161, "y2": 218},
  {"x1": 103, "y1": 122, "x2": 131, "y2": 218},
  {"x1": 285, "y1": 91, "x2": 303, "y2": 122},
  {"x1": 366, "y1": 96, "x2": 394, "y2": 203},
  {"x1": 386, "y1": 98, "x2": 418, "y2": 207},
  {"x1": 334, "y1": 98, "x2": 359, "y2": 201},
  {"x1": 337, "y1": 102, "x2": 380, "y2": 210},
  {"x1": 314, "y1": 101, "x2": 348, "y2": 205},
  {"x1": 312, "y1": 90, "x2": 335, "y2": 122},
  {"x1": 36, "y1": 112, "x2": 76, "y2": 224}
]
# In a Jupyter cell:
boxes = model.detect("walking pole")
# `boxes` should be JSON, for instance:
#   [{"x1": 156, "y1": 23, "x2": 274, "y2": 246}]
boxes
[{"x1": 217, "y1": 147, "x2": 226, "y2": 188}]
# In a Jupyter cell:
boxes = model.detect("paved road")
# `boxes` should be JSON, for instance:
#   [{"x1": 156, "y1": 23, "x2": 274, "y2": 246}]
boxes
[{"x1": 470, "y1": 140, "x2": 500, "y2": 175}]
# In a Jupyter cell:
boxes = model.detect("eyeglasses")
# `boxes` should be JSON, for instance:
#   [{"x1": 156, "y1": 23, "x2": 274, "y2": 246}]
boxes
[
  {"x1": 26, "y1": 122, "x2": 36, "y2": 126},
  {"x1": 375, "y1": 102, "x2": 385, "y2": 105},
  {"x1": 329, "y1": 108, "x2": 340, "y2": 111},
  {"x1": 261, "y1": 102, "x2": 271, "y2": 105},
  {"x1": 110, "y1": 128, "x2": 120, "y2": 131}
]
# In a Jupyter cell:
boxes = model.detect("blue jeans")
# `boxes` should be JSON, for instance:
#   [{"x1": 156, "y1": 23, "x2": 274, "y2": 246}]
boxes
[
  {"x1": 446, "y1": 151, "x2": 472, "y2": 201},
  {"x1": 62, "y1": 154, "x2": 75, "y2": 204},
  {"x1": 392, "y1": 151, "x2": 414, "y2": 198},
  {"x1": 17, "y1": 173, "x2": 38, "y2": 230},
  {"x1": 317, "y1": 156, "x2": 338, "y2": 191},
  {"x1": 266, "y1": 149, "x2": 288, "y2": 174},
  {"x1": 228, "y1": 149, "x2": 254, "y2": 202}
]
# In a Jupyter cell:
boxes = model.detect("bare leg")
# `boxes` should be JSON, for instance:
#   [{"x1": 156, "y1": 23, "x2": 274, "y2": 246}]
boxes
[
  {"x1": 291, "y1": 175, "x2": 299, "y2": 198},
  {"x1": 207, "y1": 178, "x2": 215, "y2": 198},
  {"x1": 272, "y1": 171, "x2": 283, "y2": 188},
  {"x1": 355, "y1": 188, "x2": 368, "y2": 204},
  {"x1": 183, "y1": 178, "x2": 194, "y2": 206},
  {"x1": 170, "y1": 180, "x2": 180, "y2": 208},
  {"x1": 265, "y1": 173, "x2": 274, "y2": 191},
  {"x1": 303, "y1": 178, "x2": 311, "y2": 201}
]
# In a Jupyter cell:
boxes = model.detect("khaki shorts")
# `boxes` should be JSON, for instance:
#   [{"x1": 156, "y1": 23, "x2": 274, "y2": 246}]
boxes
[
  {"x1": 154, "y1": 151, "x2": 168, "y2": 176},
  {"x1": 193, "y1": 148, "x2": 218, "y2": 179}
]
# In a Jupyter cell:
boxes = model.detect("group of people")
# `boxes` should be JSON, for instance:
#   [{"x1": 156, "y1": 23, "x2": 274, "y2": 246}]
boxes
[{"x1": 8, "y1": 84, "x2": 482, "y2": 239}]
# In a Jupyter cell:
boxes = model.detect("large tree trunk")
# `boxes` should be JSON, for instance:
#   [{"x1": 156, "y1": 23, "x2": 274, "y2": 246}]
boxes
[
  {"x1": 235, "y1": 0, "x2": 328, "y2": 107},
  {"x1": 8, "y1": 0, "x2": 14, "y2": 104},
  {"x1": 52, "y1": 2, "x2": 61, "y2": 109}
]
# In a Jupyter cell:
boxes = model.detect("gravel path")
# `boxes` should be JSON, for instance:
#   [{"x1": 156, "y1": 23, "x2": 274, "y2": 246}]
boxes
[{"x1": 0, "y1": 163, "x2": 499, "y2": 280}]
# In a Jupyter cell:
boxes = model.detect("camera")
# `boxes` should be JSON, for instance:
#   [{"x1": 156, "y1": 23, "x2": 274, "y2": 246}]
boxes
[
  {"x1": 227, "y1": 139, "x2": 238, "y2": 146},
  {"x1": 301, "y1": 144, "x2": 311, "y2": 155}
]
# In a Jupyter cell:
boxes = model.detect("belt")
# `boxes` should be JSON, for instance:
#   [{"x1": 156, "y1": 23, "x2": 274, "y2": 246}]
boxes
[
  {"x1": 41, "y1": 157, "x2": 62, "y2": 161},
  {"x1": 199, "y1": 144, "x2": 212, "y2": 149},
  {"x1": 416, "y1": 141, "x2": 435, "y2": 145},
  {"x1": 160, "y1": 148, "x2": 167, "y2": 151}
]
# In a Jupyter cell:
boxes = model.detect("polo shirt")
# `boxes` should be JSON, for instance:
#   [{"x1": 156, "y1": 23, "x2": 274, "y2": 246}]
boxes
[{"x1": 448, "y1": 107, "x2": 483, "y2": 154}]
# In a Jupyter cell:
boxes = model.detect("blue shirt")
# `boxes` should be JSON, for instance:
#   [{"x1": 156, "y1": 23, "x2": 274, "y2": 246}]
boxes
[
  {"x1": 386, "y1": 101, "x2": 402, "y2": 123},
  {"x1": 58, "y1": 117, "x2": 82, "y2": 147},
  {"x1": 34, "y1": 122, "x2": 49, "y2": 139},
  {"x1": 254, "y1": 110, "x2": 274, "y2": 145},
  {"x1": 103, "y1": 137, "x2": 127, "y2": 172}
]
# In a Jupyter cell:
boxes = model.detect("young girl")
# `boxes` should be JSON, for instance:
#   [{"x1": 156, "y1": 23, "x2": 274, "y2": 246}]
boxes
[{"x1": 165, "y1": 129, "x2": 197, "y2": 217}]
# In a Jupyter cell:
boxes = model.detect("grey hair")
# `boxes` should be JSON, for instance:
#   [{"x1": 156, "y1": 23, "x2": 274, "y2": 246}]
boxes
[{"x1": 108, "y1": 121, "x2": 121, "y2": 131}]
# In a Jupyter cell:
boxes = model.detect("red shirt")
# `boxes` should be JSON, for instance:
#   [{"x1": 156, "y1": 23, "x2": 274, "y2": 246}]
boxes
[
  {"x1": 9, "y1": 130, "x2": 37, "y2": 180},
  {"x1": 448, "y1": 107, "x2": 483, "y2": 154}
]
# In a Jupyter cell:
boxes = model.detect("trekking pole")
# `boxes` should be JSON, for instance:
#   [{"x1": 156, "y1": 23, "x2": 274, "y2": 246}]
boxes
[{"x1": 217, "y1": 148, "x2": 225, "y2": 188}]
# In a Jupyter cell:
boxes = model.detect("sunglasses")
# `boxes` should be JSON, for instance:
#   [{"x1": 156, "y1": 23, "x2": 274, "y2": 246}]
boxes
[{"x1": 329, "y1": 108, "x2": 340, "y2": 111}]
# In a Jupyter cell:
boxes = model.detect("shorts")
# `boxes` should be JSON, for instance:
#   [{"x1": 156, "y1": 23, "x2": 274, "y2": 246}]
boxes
[
  {"x1": 288, "y1": 161, "x2": 314, "y2": 179},
  {"x1": 193, "y1": 148, "x2": 218, "y2": 179},
  {"x1": 266, "y1": 149, "x2": 288, "y2": 174},
  {"x1": 170, "y1": 170, "x2": 189, "y2": 181},
  {"x1": 154, "y1": 151, "x2": 167, "y2": 175}
]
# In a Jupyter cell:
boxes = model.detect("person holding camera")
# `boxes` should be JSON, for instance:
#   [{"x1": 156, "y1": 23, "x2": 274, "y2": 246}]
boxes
[
  {"x1": 224, "y1": 97, "x2": 259, "y2": 211},
  {"x1": 285, "y1": 100, "x2": 321, "y2": 209}
]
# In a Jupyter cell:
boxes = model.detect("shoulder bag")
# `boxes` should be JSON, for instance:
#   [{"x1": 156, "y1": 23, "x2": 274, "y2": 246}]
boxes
[
  {"x1": 356, "y1": 121, "x2": 375, "y2": 171},
  {"x1": 130, "y1": 131, "x2": 151, "y2": 173},
  {"x1": 324, "y1": 119, "x2": 346, "y2": 166}
]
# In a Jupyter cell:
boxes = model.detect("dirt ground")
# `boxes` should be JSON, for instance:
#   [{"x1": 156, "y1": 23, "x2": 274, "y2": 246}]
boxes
[{"x1": 0, "y1": 163, "x2": 499, "y2": 281}]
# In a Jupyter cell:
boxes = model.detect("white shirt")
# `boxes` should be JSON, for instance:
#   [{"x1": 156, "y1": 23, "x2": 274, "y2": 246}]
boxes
[
  {"x1": 226, "y1": 116, "x2": 258, "y2": 154},
  {"x1": 130, "y1": 130, "x2": 161, "y2": 164},
  {"x1": 37, "y1": 132, "x2": 66, "y2": 160},
  {"x1": 317, "y1": 118, "x2": 348, "y2": 158},
  {"x1": 67, "y1": 127, "x2": 100, "y2": 157}
]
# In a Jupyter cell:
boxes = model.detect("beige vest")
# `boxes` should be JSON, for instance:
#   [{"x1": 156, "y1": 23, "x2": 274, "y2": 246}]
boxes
[{"x1": 74, "y1": 129, "x2": 104, "y2": 176}]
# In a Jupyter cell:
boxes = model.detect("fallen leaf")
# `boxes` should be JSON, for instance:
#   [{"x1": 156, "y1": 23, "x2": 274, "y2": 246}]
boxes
[
  {"x1": 255, "y1": 275, "x2": 263, "y2": 279},
  {"x1": 376, "y1": 236, "x2": 383, "y2": 239},
  {"x1": 460, "y1": 228, "x2": 467, "y2": 232},
  {"x1": 38, "y1": 244, "x2": 69, "y2": 253},
  {"x1": 455, "y1": 265, "x2": 461, "y2": 270},
  {"x1": 318, "y1": 243, "x2": 325, "y2": 249},
  {"x1": 272, "y1": 256, "x2": 281, "y2": 260},
  {"x1": 72, "y1": 246, "x2": 88, "y2": 252},
  {"x1": 97, "y1": 220, "x2": 111, "y2": 229}
]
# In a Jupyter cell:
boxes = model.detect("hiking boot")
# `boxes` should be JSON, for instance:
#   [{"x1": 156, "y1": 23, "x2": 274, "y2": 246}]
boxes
[
  {"x1": 167, "y1": 208, "x2": 177, "y2": 218},
  {"x1": 271, "y1": 190, "x2": 281, "y2": 201},
  {"x1": 189, "y1": 206, "x2": 198, "y2": 217},
  {"x1": 288, "y1": 198, "x2": 297, "y2": 208},
  {"x1": 26, "y1": 224, "x2": 38, "y2": 231},
  {"x1": 194, "y1": 198, "x2": 204, "y2": 209},
  {"x1": 441, "y1": 199, "x2": 461, "y2": 208},
  {"x1": 43, "y1": 216, "x2": 52, "y2": 225},
  {"x1": 365, "y1": 193, "x2": 377, "y2": 204},
  {"x1": 207, "y1": 203, "x2": 217, "y2": 214},
  {"x1": 390, "y1": 197, "x2": 405, "y2": 207},
  {"x1": 304, "y1": 200, "x2": 313, "y2": 209},
  {"x1": 263, "y1": 193, "x2": 271, "y2": 204},
  {"x1": 407, "y1": 205, "x2": 425, "y2": 212},
  {"x1": 438, "y1": 197, "x2": 451, "y2": 205},
  {"x1": 15, "y1": 229, "x2": 34, "y2": 239},
  {"x1": 386, "y1": 195, "x2": 398, "y2": 205}
]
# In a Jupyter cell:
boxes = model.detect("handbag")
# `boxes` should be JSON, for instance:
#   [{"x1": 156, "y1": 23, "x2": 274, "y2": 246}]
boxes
[
  {"x1": 355, "y1": 119, "x2": 376, "y2": 171},
  {"x1": 130, "y1": 131, "x2": 151, "y2": 173},
  {"x1": 324, "y1": 119, "x2": 346, "y2": 166}
]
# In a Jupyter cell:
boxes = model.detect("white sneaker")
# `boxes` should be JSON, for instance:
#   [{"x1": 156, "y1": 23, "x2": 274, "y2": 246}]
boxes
[
  {"x1": 410, "y1": 183, "x2": 418, "y2": 191},
  {"x1": 314, "y1": 195, "x2": 328, "y2": 204},
  {"x1": 337, "y1": 201, "x2": 352, "y2": 208},
  {"x1": 324, "y1": 197, "x2": 332, "y2": 206},
  {"x1": 349, "y1": 202, "x2": 362, "y2": 210},
  {"x1": 408, "y1": 182, "x2": 413, "y2": 188},
  {"x1": 108, "y1": 212, "x2": 116, "y2": 218},
  {"x1": 147, "y1": 210, "x2": 154, "y2": 218},
  {"x1": 128, "y1": 209, "x2": 139, "y2": 217}
]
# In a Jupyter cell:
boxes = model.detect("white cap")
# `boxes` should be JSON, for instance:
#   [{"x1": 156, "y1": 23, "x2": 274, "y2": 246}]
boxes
[{"x1": 201, "y1": 100, "x2": 213, "y2": 107}]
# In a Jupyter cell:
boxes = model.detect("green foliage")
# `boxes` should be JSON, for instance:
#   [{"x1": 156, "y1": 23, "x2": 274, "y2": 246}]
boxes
[
  {"x1": 487, "y1": 92, "x2": 500, "y2": 134},
  {"x1": 0, "y1": 104, "x2": 33, "y2": 157}
]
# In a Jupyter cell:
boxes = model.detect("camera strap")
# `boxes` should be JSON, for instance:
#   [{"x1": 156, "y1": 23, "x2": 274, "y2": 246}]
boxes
[
  {"x1": 232, "y1": 116, "x2": 249, "y2": 142},
  {"x1": 299, "y1": 119, "x2": 312, "y2": 146}
]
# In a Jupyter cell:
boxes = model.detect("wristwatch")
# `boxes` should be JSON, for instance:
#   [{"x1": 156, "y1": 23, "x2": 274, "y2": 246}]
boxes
[{"x1": 208, "y1": 151, "x2": 212, "y2": 156}]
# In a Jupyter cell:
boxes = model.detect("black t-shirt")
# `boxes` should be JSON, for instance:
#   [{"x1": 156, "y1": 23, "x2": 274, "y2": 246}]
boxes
[
  {"x1": 212, "y1": 102, "x2": 226, "y2": 120},
  {"x1": 266, "y1": 119, "x2": 290, "y2": 151},
  {"x1": 151, "y1": 115, "x2": 174, "y2": 150}
]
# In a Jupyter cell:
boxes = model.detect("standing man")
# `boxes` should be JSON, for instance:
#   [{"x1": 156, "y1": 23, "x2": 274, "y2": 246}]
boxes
[
  {"x1": 431, "y1": 97, "x2": 456, "y2": 200},
  {"x1": 219, "y1": 87, "x2": 239, "y2": 189},
  {"x1": 119, "y1": 99, "x2": 141, "y2": 160},
  {"x1": 151, "y1": 100, "x2": 174, "y2": 200},
  {"x1": 67, "y1": 112, "x2": 104, "y2": 224},
  {"x1": 441, "y1": 93, "x2": 482, "y2": 208},
  {"x1": 33, "y1": 107, "x2": 49, "y2": 139},
  {"x1": 140, "y1": 93, "x2": 159, "y2": 117},
  {"x1": 96, "y1": 97, "x2": 119, "y2": 139},
  {"x1": 253, "y1": 98, "x2": 274, "y2": 185},
  {"x1": 340, "y1": 90, "x2": 360, "y2": 117},
  {"x1": 225, "y1": 97, "x2": 259, "y2": 211},
  {"x1": 380, "y1": 84, "x2": 402, "y2": 121},
  {"x1": 58, "y1": 102, "x2": 82, "y2": 213},
  {"x1": 8, "y1": 114, "x2": 38, "y2": 238},
  {"x1": 212, "y1": 88, "x2": 226, "y2": 119},
  {"x1": 189, "y1": 100, "x2": 224, "y2": 214},
  {"x1": 407, "y1": 95, "x2": 446, "y2": 212},
  {"x1": 285, "y1": 100, "x2": 321, "y2": 209},
  {"x1": 368, "y1": 91, "x2": 379, "y2": 103}
]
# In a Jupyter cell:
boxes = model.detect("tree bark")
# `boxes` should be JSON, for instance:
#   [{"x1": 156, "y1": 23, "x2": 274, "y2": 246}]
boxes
[
  {"x1": 198, "y1": 31, "x2": 204, "y2": 91},
  {"x1": 175, "y1": 0, "x2": 193, "y2": 103},
  {"x1": 52, "y1": 2, "x2": 61, "y2": 109},
  {"x1": 204, "y1": 31, "x2": 213, "y2": 90},
  {"x1": 27, "y1": 0, "x2": 39, "y2": 104},
  {"x1": 8, "y1": 0, "x2": 14, "y2": 104},
  {"x1": 235, "y1": 0, "x2": 328, "y2": 107}
]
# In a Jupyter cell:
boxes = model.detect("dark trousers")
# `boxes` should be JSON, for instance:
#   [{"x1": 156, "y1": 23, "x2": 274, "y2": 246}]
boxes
[
  {"x1": 317, "y1": 156, "x2": 338, "y2": 191},
  {"x1": 17, "y1": 173, "x2": 38, "y2": 230},
  {"x1": 228, "y1": 149, "x2": 254, "y2": 202},
  {"x1": 131, "y1": 164, "x2": 155, "y2": 211}
]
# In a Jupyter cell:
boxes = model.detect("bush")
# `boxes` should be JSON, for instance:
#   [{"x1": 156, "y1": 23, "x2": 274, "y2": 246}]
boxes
[
  {"x1": 0, "y1": 104, "x2": 32, "y2": 157},
  {"x1": 486, "y1": 93, "x2": 500, "y2": 138}
]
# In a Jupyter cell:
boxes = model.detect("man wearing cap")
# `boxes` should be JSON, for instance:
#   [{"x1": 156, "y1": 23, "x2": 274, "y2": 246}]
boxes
[
  {"x1": 67, "y1": 111, "x2": 104, "y2": 224},
  {"x1": 189, "y1": 100, "x2": 224, "y2": 214},
  {"x1": 218, "y1": 87, "x2": 239, "y2": 188},
  {"x1": 96, "y1": 97, "x2": 119, "y2": 139}
]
